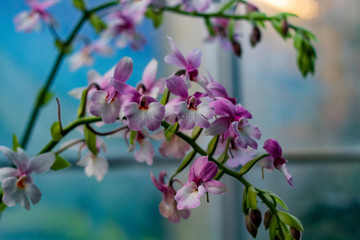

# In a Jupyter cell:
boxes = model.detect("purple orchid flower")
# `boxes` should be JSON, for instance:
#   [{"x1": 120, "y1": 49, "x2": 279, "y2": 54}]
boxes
[
  {"x1": 14, "y1": 0, "x2": 58, "y2": 32},
  {"x1": 175, "y1": 156, "x2": 229, "y2": 210},
  {"x1": 203, "y1": 71, "x2": 237, "y2": 104},
  {"x1": 0, "y1": 146, "x2": 55, "y2": 210},
  {"x1": 128, "y1": 130, "x2": 155, "y2": 165},
  {"x1": 101, "y1": 0, "x2": 150, "y2": 50},
  {"x1": 182, "y1": 0, "x2": 211, "y2": 12},
  {"x1": 159, "y1": 133, "x2": 191, "y2": 159},
  {"x1": 151, "y1": 171, "x2": 190, "y2": 223},
  {"x1": 112, "y1": 58, "x2": 165, "y2": 131},
  {"x1": 69, "y1": 39, "x2": 114, "y2": 71},
  {"x1": 136, "y1": 59, "x2": 165, "y2": 99},
  {"x1": 259, "y1": 139, "x2": 294, "y2": 187},
  {"x1": 205, "y1": 97, "x2": 252, "y2": 135},
  {"x1": 165, "y1": 76, "x2": 214, "y2": 130},
  {"x1": 164, "y1": 37, "x2": 201, "y2": 83},
  {"x1": 89, "y1": 57, "x2": 133, "y2": 124}
]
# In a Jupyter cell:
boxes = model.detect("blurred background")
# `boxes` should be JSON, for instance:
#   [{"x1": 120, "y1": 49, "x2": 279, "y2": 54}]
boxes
[{"x1": 0, "y1": 0, "x2": 360, "y2": 239}]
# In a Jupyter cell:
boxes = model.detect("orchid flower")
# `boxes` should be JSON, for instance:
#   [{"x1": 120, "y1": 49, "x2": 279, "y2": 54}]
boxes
[
  {"x1": 14, "y1": 0, "x2": 58, "y2": 32},
  {"x1": 0, "y1": 146, "x2": 55, "y2": 210},
  {"x1": 164, "y1": 37, "x2": 201, "y2": 83},
  {"x1": 175, "y1": 156, "x2": 228, "y2": 210},
  {"x1": 259, "y1": 139, "x2": 294, "y2": 187},
  {"x1": 136, "y1": 59, "x2": 165, "y2": 99},
  {"x1": 76, "y1": 138, "x2": 109, "y2": 182},
  {"x1": 101, "y1": 0, "x2": 150, "y2": 50},
  {"x1": 158, "y1": 132, "x2": 191, "y2": 159},
  {"x1": 151, "y1": 171, "x2": 190, "y2": 223},
  {"x1": 112, "y1": 58, "x2": 165, "y2": 131},
  {"x1": 69, "y1": 39, "x2": 114, "y2": 71},
  {"x1": 89, "y1": 57, "x2": 133, "y2": 124},
  {"x1": 165, "y1": 76, "x2": 214, "y2": 130},
  {"x1": 128, "y1": 130, "x2": 155, "y2": 165}
]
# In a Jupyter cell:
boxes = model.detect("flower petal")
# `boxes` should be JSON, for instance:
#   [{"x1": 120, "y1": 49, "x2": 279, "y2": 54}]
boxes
[
  {"x1": 164, "y1": 37, "x2": 187, "y2": 68},
  {"x1": 28, "y1": 152, "x2": 55, "y2": 174},
  {"x1": 175, "y1": 183, "x2": 206, "y2": 210},
  {"x1": 25, "y1": 183, "x2": 42, "y2": 205},
  {"x1": 0, "y1": 168, "x2": 19, "y2": 182},
  {"x1": 134, "y1": 139, "x2": 155, "y2": 165},
  {"x1": 205, "y1": 117, "x2": 231, "y2": 136},
  {"x1": 142, "y1": 59, "x2": 158, "y2": 89},
  {"x1": 113, "y1": 57, "x2": 133, "y2": 82},
  {"x1": 186, "y1": 49, "x2": 202, "y2": 70},
  {"x1": 0, "y1": 146, "x2": 21, "y2": 169},
  {"x1": 203, "y1": 180, "x2": 229, "y2": 195},
  {"x1": 165, "y1": 76, "x2": 188, "y2": 98},
  {"x1": 263, "y1": 139, "x2": 282, "y2": 159}
]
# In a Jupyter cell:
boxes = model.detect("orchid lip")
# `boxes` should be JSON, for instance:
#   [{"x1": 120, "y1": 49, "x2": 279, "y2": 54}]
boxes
[{"x1": 138, "y1": 95, "x2": 149, "y2": 110}]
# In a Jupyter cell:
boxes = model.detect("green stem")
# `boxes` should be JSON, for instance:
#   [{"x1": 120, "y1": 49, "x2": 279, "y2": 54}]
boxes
[
  {"x1": 21, "y1": 1, "x2": 119, "y2": 149},
  {"x1": 38, "y1": 116, "x2": 101, "y2": 154}
]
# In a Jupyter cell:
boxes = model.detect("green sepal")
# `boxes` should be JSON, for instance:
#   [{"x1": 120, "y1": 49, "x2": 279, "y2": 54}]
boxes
[
  {"x1": 263, "y1": 190, "x2": 289, "y2": 210},
  {"x1": 207, "y1": 135, "x2": 219, "y2": 158},
  {"x1": 12, "y1": 134, "x2": 21, "y2": 152},
  {"x1": 145, "y1": 8, "x2": 163, "y2": 29},
  {"x1": 285, "y1": 233, "x2": 296, "y2": 240},
  {"x1": 191, "y1": 126, "x2": 202, "y2": 139},
  {"x1": 84, "y1": 125, "x2": 97, "y2": 156},
  {"x1": 51, "y1": 155, "x2": 72, "y2": 171},
  {"x1": 175, "y1": 150, "x2": 196, "y2": 175},
  {"x1": 160, "y1": 88, "x2": 169, "y2": 105},
  {"x1": 228, "y1": 18, "x2": 235, "y2": 41},
  {"x1": 219, "y1": 0, "x2": 236, "y2": 13},
  {"x1": 50, "y1": 121, "x2": 63, "y2": 141},
  {"x1": 275, "y1": 12, "x2": 299, "y2": 19},
  {"x1": 239, "y1": 154, "x2": 265, "y2": 176},
  {"x1": 72, "y1": 0, "x2": 86, "y2": 10},
  {"x1": 77, "y1": 88, "x2": 88, "y2": 118},
  {"x1": 269, "y1": 215, "x2": 278, "y2": 240},
  {"x1": 164, "y1": 122, "x2": 179, "y2": 141},
  {"x1": 89, "y1": 13, "x2": 107, "y2": 34},
  {"x1": 36, "y1": 88, "x2": 54, "y2": 107},
  {"x1": 247, "y1": 186, "x2": 258, "y2": 210},
  {"x1": 242, "y1": 188, "x2": 249, "y2": 214},
  {"x1": 0, "y1": 202, "x2": 7, "y2": 213},
  {"x1": 129, "y1": 130, "x2": 137, "y2": 145},
  {"x1": 277, "y1": 211, "x2": 304, "y2": 232}
]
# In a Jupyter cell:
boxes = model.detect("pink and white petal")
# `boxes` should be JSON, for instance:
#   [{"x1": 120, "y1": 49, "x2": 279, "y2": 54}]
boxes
[
  {"x1": 35, "y1": 0, "x2": 59, "y2": 10},
  {"x1": 189, "y1": 156, "x2": 208, "y2": 181},
  {"x1": 209, "y1": 97, "x2": 235, "y2": 116},
  {"x1": 91, "y1": 156, "x2": 109, "y2": 181},
  {"x1": 114, "y1": 57, "x2": 133, "y2": 83},
  {"x1": 28, "y1": 152, "x2": 55, "y2": 174},
  {"x1": 0, "y1": 168, "x2": 19, "y2": 182},
  {"x1": 165, "y1": 98, "x2": 183, "y2": 117},
  {"x1": 68, "y1": 87, "x2": 86, "y2": 99},
  {"x1": 142, "y1": 59, "x2": 158, "y2": 89},
  {"x1": 145, "y1": 102, "x2": 165, "y2": 131},
  {"x1": 178, "y1": 110, "x2": 197, "y2": 130},
  {"x1": 207, "y1": 82, "x2": 230, "y2": 98},
  {"x1": 2, "y1": 177, "x2": 18, "y2": 196},
  {"x1": 89, "y1": 90, "x2": 108, "y2": 116},
  {"x1": 165, "y1": 76, "x2": 188, "y2": 98},
  {"x1": 0, "y1": 146, "x2": 21, "y2": 169},
  {"x1": 87, "y1": 70, "x2": 102, "y2": 85},
  {"x1": 186, "y1": 49, "x2": 202, "y2": 70},
  {"x1": 150, "y1": 171, "x2": 167, "y2": 192},
  {"x1": 125, "y1": 103, "x2": 144, "y2": 131},
  {"x1": 164, "y1": 37, "x2": 187, "y2": 68},
  {"x1": 205, "y1": 117, "x2": 230, "y2": 136},
  {"x1": 77, "y1": 153, "x2": 92, "y2": 167},
  {"x1": 203, "y1": 180, "x2": 229, "y2": 195},
  {"x1": 175, "y1": 183, "x2": 206, "y2": 210},
  {"x1": 195, "y1": 112, "x2": 211, "y2": 129},
  {"x1": 197, "y1": 161, "x2": 218, "y2": 182},
  {"x1": 101, "y1": 97, "x2": 121, "y2": 124},
  {"x1": 134, "y1": 139, "x2": 155, "y2": 165},
  {"x1": 244, "y1": 124, "x2": 261, "y2": 140},
  {"x1": 159, "y1": 136, "x2": 190, "y2": 159},
  {"x1": 263, "y1": 139, "x2": 282, "y2": 159},
  {"x1": 25, "y1": 183, "x2": 42, "y2": 204},
  {"x1": 258, "y1": 156, "x2": 275, "y2": 171},
  {"x1": 16, "y1": 148, "x2": 31, "y2": 172},
  {"x1": 112, "y1": 81, "x2": 139, "y2": 97},
  {"x1": 277, "y1": 164, "x2": 294, "y2": 188}
]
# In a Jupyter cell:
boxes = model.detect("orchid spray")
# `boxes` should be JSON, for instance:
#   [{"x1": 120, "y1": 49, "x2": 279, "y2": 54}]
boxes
[{"x1": 0, "y1": 0, "x2": 318, "y2": 239}]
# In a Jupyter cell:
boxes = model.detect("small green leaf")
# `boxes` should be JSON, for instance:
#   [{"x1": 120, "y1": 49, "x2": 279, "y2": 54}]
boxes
[
  {"x1": 275, "y1": 12, "x2": 299, "y2": 18},
  {"x1": 263, "y1": 190, "x2": 289, "y2": 210},
  {"x1": 50, "y1": 122, "x2": 63, "y2": 141},
  {"x1": 160, "y1": 88, "x2": 169, "y2": 105},
  {"x1": 51, "y1": 155, "x2": 72, "y2": 171},
  {"x1": 12, "y1": 134, "x2": 21, "y2": 152},
  {"x1": 164, "y1": 122, "x2": 179, "y2": 141},
  {"x1": 73, "y1": 0, "x2": 86, "y2": 10},
  {"x1": 36, "y1": 88, "x2": 54, "y2": 107},
  {"x1": 242, "y1": 188, "x2": 249, "y2": 214},
  {"x1": 145, "y1": 9, "x2": 164, "y2": 29},
  {"x1": 278, "y1": 211, "x2": 304, "y2": 232},
  {"x1": 175, "y1": 150, "x2": 197, "y2": 175},
  {"x1": 89, "y1": 14, "x2": 107, "y2": 34},
  {"x1": 285, "y1": 233, "x2": 296, "y2": 240},
  {"x1": 191, "y1": 126, "x2": 202, "y2": 139},
  {"x1": 207, "y1": 135, "x2": 219, "y2": 158},
  {"x1": 219, "y1": 0, "x2": 236, "y2": 13},
  {"x1": 269, "y1": 215, "x2": 278, "y2": 240},
  {"x1": 129, "y1": 130, "x2": 137, "y2": 145},
  {"x1": 247, "y1": 186, "x2": 258, "y2": 210},
  {"x1": 0, "y1": 202, "x2": 7, "y2": 213},
  {"x1": 54, "y1": 40, "x2": 72, "y2": 54},
  {"x1": 84, "y1": 126, "x2": 97, "y2": 156},
  {"x1": 239, "y1": 154, "x2": 264, "y2": 176},
  {"x1": 248, "y1": 11, "x2": 267, "y2": 21},
  {"x1": 228, "y1": 18, "x2": 235, "y2": 41}
]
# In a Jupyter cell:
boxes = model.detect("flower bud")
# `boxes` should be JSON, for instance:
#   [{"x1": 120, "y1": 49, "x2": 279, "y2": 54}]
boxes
[
  {"x1": 250, "y1": 26, "x2": 261, "y2": 47},
  {"x1": 245, "y1": 215, "x2": 258, "y2": 238},
  {"x1": 263, "y1": 209, "x2": 273, "y2": 230},
  {"x1": 231, "y1": 40, "x2": 242, "y2": 57},
  {"x1": 246, "y1": 3, "x2": 259, "y2": 13},
  {"x1": 281, "y1": 19, "x2": 289, "y2": 37},
  {"x1": 250, "y1": 209, "x2": 262, "y2": 228},
  {"x1": 290, "y1": 226, "x2": 301, "y2": 240}
]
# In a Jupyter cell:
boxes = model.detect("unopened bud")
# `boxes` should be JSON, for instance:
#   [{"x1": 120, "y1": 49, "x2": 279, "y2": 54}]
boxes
[
  {"x1": 263, "y1": 209, "x2": 273, "y2": 230},
  {"x1": 281, "y1": 19, "x2": 289, "y2": 36},
  {"x1": 250, "y1": 26, "x2": 261, "y2": 47},
  {"x1": 250, "y1": 209, "x2": 262, "y2": 228},
  {"x1": 245, "y1": 215, "x2": 258, "y2": 238},
  {"x1": 290, "y1": 227, "x2": 301, "y2": 240},
  {"x1": 246, "y1": 3, "x2": 259, "y2": 13},
  {"x1": 231, "y1": 40, "x2": 242, "y2": 57}
]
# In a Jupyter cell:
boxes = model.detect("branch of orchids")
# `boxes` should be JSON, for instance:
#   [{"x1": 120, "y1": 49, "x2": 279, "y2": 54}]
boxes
[
  {"x1": 39, "y1": 116, "x2": 102, "y2": 154},
  {"x1": 21, "y1": 0, "x2": 119, "y2": 149},
  {"x1": 85, "y1": 123, "x2": 128, "y2": 136}
]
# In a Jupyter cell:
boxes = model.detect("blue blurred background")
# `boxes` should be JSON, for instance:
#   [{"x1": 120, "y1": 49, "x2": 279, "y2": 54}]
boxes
[{"x1": 1, "y1": 0, "x2": 360, "y2": 239}]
